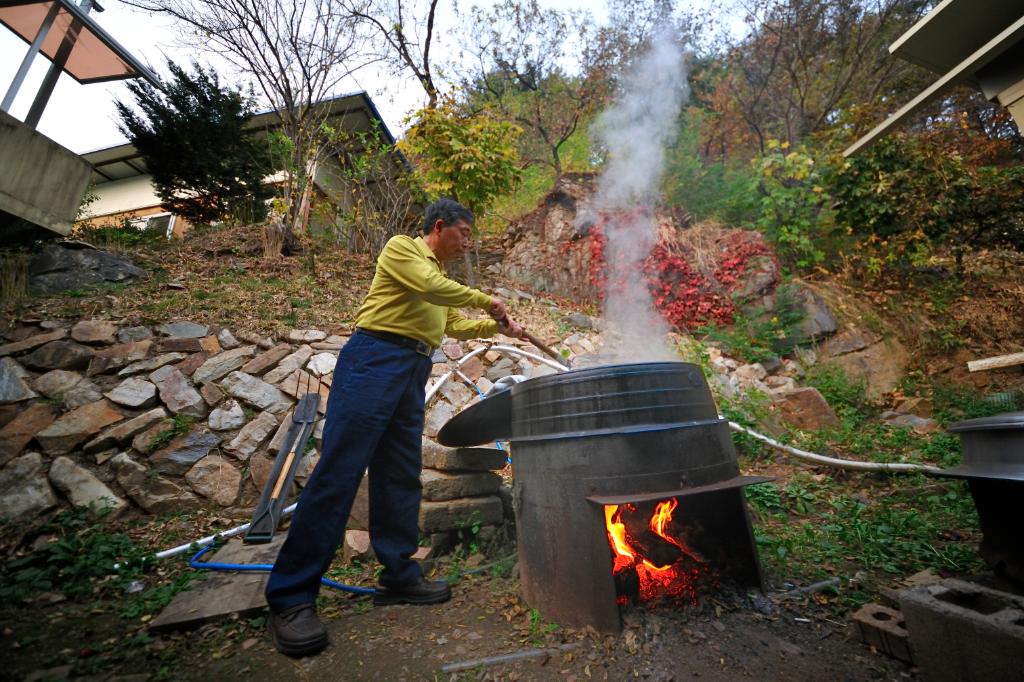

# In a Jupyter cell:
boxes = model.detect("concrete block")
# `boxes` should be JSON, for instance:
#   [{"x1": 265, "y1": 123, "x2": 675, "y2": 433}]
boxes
[
  {"x1": 852, "y1": 602, "x2": 912, "y2": 663},
  {"x1": 899, "y1": 579, "x2": 1024, "y2": 682}
]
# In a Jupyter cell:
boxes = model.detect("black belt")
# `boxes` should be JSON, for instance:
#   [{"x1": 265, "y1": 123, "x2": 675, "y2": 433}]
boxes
[{"x1": 356, "y1": 328, "x2": 434, "y2": 357}]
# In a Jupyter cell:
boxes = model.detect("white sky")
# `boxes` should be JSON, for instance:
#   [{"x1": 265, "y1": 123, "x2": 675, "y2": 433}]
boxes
[{"x1": 0, "y1": 0, "x2": 742, "y2": 154}]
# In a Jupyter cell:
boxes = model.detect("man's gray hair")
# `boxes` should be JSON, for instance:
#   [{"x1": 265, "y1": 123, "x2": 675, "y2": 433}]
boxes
[{"x1": 423, "y1": 198, "x2": 474, "y2": 234}]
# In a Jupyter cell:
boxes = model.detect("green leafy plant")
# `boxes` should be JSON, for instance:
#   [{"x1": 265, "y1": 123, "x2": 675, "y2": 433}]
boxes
[
  {"x1": 755, "y1": 140, "x2": 831, "y2": 269},
  {"x1": 400, "y1": 97, "x2": 522, "y2": 216},
  {"x1": 0, "y1": 509, "x2": 153, "y2": 601}
]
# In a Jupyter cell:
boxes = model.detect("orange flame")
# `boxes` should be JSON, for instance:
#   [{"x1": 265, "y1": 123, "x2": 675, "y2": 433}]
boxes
[{"x1": 604, "y1": 497, "x2": 713, "y2": 604}]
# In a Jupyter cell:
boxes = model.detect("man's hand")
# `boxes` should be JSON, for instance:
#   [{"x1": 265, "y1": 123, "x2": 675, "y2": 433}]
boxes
[
  {"x1": 488, "y1": 297, "x2": 507, "y2": 321},
  {"x1": 497, "y1": 316, "x2": 526, "y2": 339}
]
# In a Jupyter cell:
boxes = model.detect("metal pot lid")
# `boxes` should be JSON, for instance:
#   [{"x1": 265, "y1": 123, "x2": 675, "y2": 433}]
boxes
[
  {"x1": 437, "y1": 389, "x2": 512, "y2": 447},
  {"x1": 948, "y1": 411, "x2": 1024, "y2": 432},
  {"x1": 931, "y1": 464, "x2": 1024, "y2": 482}
]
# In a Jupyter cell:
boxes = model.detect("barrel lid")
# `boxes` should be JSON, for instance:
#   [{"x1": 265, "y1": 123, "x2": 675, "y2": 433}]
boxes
[
  {"x1": 948, "y1": 411, "x2": 1024, "y2": 433},
  {"x1": 437, "y1": 389, "x2": 511, "y2": 447},
  {"x1": 931, "y1": 464, "x2": 1024, "y2": 482}
]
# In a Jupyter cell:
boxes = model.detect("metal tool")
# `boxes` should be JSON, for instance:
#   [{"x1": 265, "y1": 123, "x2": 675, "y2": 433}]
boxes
[{"x1": 244, "y1": 371, "x2": 322, "y2": 544}]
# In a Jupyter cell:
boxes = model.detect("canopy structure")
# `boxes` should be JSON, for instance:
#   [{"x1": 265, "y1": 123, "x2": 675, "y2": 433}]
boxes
[
  {"x1": 1, "y1": 0, "x2": 159, "y2": 128},
  {"x1": 844, "y1": 0, "x2": 1024, "y2": 156}
]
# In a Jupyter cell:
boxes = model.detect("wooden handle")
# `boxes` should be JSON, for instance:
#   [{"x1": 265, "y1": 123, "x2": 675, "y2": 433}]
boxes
[{"x1": 270, "y1": 450, "x2": 296, "y2": 500}]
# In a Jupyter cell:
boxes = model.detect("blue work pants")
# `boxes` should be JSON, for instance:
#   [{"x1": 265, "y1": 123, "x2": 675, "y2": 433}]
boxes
[{"x1": 265, "y1": 332, "x2": 432, "y2": 611}]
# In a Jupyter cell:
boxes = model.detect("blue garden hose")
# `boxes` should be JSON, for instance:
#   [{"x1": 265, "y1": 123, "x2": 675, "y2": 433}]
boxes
[{"x1": 189, "y1": 543, "x2": 376, "y2": 594}]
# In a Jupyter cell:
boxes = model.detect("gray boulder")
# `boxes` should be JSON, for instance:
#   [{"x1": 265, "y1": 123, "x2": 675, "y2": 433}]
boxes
[{"x1": 29, "y1": 242, "x2": 147, "y2": 294}]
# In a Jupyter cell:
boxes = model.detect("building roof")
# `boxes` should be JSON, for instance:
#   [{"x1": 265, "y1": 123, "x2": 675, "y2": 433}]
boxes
[
  {"x1": 82, "y1": 90, "x2": 403, "y2": 185},
  {"x1": 844, "y1": 0, "x2": 1024, "y2": 156},
  {"x1": 0, "y1": 0, "x2": 159, "y2": 85}
]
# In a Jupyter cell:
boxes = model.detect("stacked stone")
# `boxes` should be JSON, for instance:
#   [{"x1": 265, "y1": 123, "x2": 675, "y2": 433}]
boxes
[
  {"x1": 0, "y1": 316, "x2": 567, "y2": 559},
  {"x1": 0, "y1": 318, "x2": 346, "y2": 522}
]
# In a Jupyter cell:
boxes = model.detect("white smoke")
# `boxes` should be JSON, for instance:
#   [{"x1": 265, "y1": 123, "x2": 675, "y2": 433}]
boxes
[{"x1": 588, "y1": 31, "x2": 689, "y2": 363}]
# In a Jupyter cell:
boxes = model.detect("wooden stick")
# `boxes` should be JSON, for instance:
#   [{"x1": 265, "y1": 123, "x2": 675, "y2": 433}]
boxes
[
  {"x1": 270, "y1": 450, "x2": 296, "y2": 499},
  {"x1": 522, "y1": 330, "x2": 570, "y2": 369},
  {"x1": 967, "y1": 351, "x2": 1024, "y2": 373}
]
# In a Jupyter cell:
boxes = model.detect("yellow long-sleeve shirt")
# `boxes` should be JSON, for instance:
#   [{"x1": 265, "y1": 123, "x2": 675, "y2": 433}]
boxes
[{"x1": 354, "y1": 235, "x2": 498, "y2": 347}]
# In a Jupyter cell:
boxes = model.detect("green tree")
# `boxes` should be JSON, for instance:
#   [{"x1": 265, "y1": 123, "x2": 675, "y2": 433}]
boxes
[
  {"x1": 829, "y1": 129, "x2": 1024, "y2": 275},
  {"x1": 399, "y1": 98, "x2": 522, "y2": 216},
  {"x1": 116, "y1": 61, "x2": 275, "y2": 226}
]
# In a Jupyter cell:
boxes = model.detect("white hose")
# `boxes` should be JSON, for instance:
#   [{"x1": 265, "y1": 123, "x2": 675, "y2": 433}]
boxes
[
  {"x1": 727, "y1": 421, "x2": 943, "y2": 474},
  {"x1": 144, "y1": 345, "x2": 943, "y2": 563}
]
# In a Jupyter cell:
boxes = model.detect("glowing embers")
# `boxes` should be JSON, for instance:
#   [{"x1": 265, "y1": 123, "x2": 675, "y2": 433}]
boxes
[{"x1": 604, "y1": 498, "x2": 718, "y2": 605}]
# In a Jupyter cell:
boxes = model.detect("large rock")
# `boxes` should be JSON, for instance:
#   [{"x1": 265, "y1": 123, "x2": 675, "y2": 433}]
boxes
[
  {"x1": 790, "y1": 283, "x2": 837, "y2": 342},
  {"x1": 104, "y1": 377, "x2": 158, "y2": 408},
  {"x1": 35, "y1": 400, "x2": 124, "y2": 455},
  {"x1": 419, "y1": 496, "x2": 504, "y2": 533},
  {"x1": 422, "y1": 440, "x2": 507, "y2": 472},
  {"x1": 286, "y1": 329, "x2": 326, "y2": 343},
  {"x1": 821, "y1": 328, "x2": 880, "y2": 357},
  {"x1": 117, "y1": 326, "x2": 153, "y2": 343},
  {"x1": 158, "y1": 321, "x2": 209, "y2": 339},
  {"x1": 264, "y1": 345, "x2": 315, "y2": 384},
  {"x1": 208, "y1": 400, "x2": 246, "y2": 431},
  {"x1": 150, "y1": 430, "x2": 222, "y2": 476},
  {"x1": 48, "y1": 456, "x2": 126, "y2": 516},
  {"x1": 29, "y1": 243, "x2": 147, "y2": 294},
  {"x1": 217, "y1": 329, "x2": 240, "y2": 350},
  {"x1": 87, "y1": 339, "x2": 153, "y2": 376},
  {"x1": 241, "y1": 343, "x2": 293, "y2": 376},
  {"x1": 306, "y1": 352, "x2": 337, "y2": 377},
  {"x1": 34, "y1": 369, "x2": 85, "y2": 400},
  {"x1": 0, "y1": 403, "x2": 58, "y2": 465},
  {"x1": 221, "y1": 371, "x2": 292, "y2": 414},
  {"x1": 0, "y1": 357, "x2": 37, "y2": 404},
  {"x1": 192, "y1": 346, "x2": 257, "y2": 384},
  {"x1": 0, "y1": 329, "x2": 67, "y2": 358},
  {"x1": 132, "y1": 419, "x2": 174, "y2": 454},
  {"x1": 149, "y1": 365, "x2": 207, "y2": 417},
  {"x1": 772, "y1": 387, "x2": 840, "y2": 431},
  {"x1": 224, "y1": 411, "x2": 278, "y2": 460},
  {"x1": 118, "y1": 352, "x2": 187, "y2": 376},
  {"x1": 185, "y1": 454, "x2": 240, "y2": 506},
  {"x1": 0, "y1": 452, "x2": 58, "y2": 521},
  {"x1": 421, "y1": 469, "x2": 502, "y2": 501},
  {"x1": 21, "y1": 340, "x2": 93, "y2": 371},
  {"x1": 423, "y1": 401, "x2": 455, "y2": 438},
  {"x1": 71, "y1": 320, "x2": 117, "y2": 345},
  {"x1": 84, "y1": 406, "x2": 167, "y2": 452},
  {"x1": 829, "y1": 338, "x2": 911, "y2": 400},
  {"x1": 110, "y1": 452, "x2": 199, "y2": 514}
]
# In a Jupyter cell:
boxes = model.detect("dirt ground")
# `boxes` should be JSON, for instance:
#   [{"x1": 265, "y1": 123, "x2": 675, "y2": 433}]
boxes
[
  {"x1": 0, "y1": 567, "x2": 908, "y2": 682},
  {"x1": 183, "y1": 573, "x2": 908, "y2": 682}
]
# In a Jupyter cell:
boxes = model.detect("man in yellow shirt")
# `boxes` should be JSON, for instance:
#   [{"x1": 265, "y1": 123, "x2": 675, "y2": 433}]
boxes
[{"x1": 266, "y1": 199, "x2": 524, "y2": 657}]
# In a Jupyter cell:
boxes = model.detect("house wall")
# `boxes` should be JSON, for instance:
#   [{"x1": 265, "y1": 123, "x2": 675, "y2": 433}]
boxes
[{"x1": 83, "y1": 175, "x2": 162, "y2": 218}]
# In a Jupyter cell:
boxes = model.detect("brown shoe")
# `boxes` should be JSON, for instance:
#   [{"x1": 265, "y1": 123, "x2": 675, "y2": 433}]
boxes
[
  {"x1": 269, "y1": 603, "x2": 327, "y2": 657},
  {"x1": 373, "y1": 577, "x2": 452, "y2": 606}
]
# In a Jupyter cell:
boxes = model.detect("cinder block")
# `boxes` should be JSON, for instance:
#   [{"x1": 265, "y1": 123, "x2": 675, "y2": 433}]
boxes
[
  {"x1": 899, "y1": 579, "x2": 1024, "y2": 682},
  {"x1": 852, "y1": 602, "x2": 913, "y2": 663}
]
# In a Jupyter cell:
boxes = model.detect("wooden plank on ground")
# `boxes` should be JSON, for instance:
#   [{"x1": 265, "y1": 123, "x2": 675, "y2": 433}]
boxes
[
  {"x1": 148, "y1": 534, "x2": 285, "y2": 632},
  {"x1": 967, "y1": 352, "x2": 1024, "y2": 373}
]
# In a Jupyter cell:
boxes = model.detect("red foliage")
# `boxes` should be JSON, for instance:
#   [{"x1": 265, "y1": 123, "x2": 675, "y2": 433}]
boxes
[{"x1": 575, "y1": 213, "x2": 777, "y2": 330}]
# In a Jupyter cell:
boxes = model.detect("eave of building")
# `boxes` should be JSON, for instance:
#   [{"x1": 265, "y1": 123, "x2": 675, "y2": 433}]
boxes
[
  {"x1": 844, "y1": 1, "x2": 1024, "y2": 157},
  {"x1": 81, "y1": 90, "x2": 407, "y2": 185}
]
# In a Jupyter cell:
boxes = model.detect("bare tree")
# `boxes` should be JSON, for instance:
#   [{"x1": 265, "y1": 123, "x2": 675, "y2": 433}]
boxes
[
  {"x1": 709, "y1": 0, "x2": 932, "y2": 153},
  {"x1": 348, "y1": 0, "x2": 444, "y2": 109},
  {"x1": 456, "y1": 0, "x2": 609, "y2": 179},
  {"x1": 122, "y1": 0, "x2": 374, "y2": 252}
]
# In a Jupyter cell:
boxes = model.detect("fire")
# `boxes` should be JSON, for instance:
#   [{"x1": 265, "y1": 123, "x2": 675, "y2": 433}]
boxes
[{"x1": 604, "y1": 497, "x2": 714, "y2": 604}]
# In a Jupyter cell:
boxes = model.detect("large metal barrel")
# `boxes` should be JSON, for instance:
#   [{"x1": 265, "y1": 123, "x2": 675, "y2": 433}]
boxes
[{"x1": 505, "y1": 362, "x2": 755, "y2": 629}]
